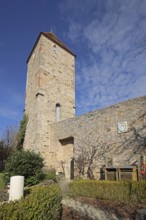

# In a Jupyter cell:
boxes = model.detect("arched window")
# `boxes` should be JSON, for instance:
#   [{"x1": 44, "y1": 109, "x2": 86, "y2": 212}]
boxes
[{"x1": 56, "y1": 103, "x2": 61, "y2": 121}]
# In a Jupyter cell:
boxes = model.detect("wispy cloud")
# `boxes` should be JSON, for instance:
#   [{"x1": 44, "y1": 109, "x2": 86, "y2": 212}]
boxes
[
  {"x1": 60, "y1": 0, "x2": 146, "y2": 115},
  {"x1": 0, "y1": 103, "x2": 21, "y2": 137},
  {"x1": 0, "y1": 87, "x2": 24, "y2": 121},
  {"x1": 7, "y1": 89, "x2": 25, "y2": 106},
  {"x1": 0, "y1": 105, "x2": 20, "y2": 119}
]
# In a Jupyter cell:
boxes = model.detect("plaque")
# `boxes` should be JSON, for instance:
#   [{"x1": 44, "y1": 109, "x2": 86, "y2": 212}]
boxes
[{"x1": 117, "y1": 121, "x2": 128, "y2": 133}]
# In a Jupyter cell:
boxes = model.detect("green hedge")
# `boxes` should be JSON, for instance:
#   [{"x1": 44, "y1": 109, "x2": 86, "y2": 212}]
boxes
[
  {"x1": 0, "y1": 184, "x2": 62, "y2": 220},
  {"x1": 69, "y1": 180, "x2": 146, "y2": 204}
]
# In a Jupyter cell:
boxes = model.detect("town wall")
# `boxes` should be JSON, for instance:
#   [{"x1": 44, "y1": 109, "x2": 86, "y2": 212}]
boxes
[{"x1": 48, "y1": 96, "x2": 146, "y2": 178}]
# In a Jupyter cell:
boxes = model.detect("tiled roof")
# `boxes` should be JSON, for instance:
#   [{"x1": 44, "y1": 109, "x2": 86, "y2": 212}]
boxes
[
  {"x1": 27, "y1": 32, "x2": 76, "y2": 63},
  {"x1": 43, "y1": 32, "x2": 75, "y2": 56}
]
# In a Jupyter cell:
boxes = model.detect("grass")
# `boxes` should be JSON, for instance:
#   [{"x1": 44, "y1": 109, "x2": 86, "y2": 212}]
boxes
[{"x1": 0, "y1": 173, "x2": 5, "y2": 189}]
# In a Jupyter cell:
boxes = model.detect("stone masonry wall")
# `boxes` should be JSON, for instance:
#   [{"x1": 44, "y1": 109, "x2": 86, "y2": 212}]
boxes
[
  {"x1": 48, "y1": 96, "x2": 146, "y2": 178},
  {"x1": 24, "y1": 34, "x2": 75, "y2": 154}
]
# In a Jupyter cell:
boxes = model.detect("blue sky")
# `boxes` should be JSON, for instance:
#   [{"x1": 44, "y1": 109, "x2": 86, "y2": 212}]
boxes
[{"x1": 0, "y1": 0, "x2": 146, "y2": 136}]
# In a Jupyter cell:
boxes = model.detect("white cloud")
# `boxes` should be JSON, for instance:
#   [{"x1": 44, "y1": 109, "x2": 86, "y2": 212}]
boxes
[
  {"x1": 0, "y1": 88, "x2": 24, "y2": 120},
  {"x1": 8, "y1": 89, "x2": 25, "y2": 106},
  {"x1": 67, "y1": 23, "x2": 82, "y2": 42},
  {"x1": 60, "y1": 0, "x2": 146, "y2": 115}
]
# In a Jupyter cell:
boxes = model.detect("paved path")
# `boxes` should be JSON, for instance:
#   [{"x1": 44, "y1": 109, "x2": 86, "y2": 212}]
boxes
[{"x1": 58, "y1": 179, "x2": 71, "y2": 196}]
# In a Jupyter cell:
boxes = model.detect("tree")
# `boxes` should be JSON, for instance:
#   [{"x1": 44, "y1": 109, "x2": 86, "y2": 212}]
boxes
[
  {"x1": 1, "y1": 125, "x2": 18, "y2": 149},
  {"x1": 75, "y1": 136, "x2": 110, "y2": 179},
  {"x1": 0, "y1": 125, "x2": 18, "y2": 171},
  {"x1": 3, "y1": 150, "x2": 44, "y2": 186}
]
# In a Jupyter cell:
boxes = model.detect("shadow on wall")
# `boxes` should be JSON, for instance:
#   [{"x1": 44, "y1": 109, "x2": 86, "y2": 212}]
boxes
[{"x1": 74, "y1": 112, "x2": 146, "y2": 179}]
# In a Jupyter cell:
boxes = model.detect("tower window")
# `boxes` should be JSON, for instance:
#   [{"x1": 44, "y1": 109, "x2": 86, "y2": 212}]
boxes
[
  {"x1": 53, "y1": 45, "x2": 57, "y2": 52},
  {"x1": 56, "y1": 103, "x2": 61, "y2": 121}
]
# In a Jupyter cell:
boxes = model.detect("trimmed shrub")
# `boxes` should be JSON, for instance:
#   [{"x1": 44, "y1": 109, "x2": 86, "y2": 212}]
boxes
[
  {"x1": 130, "y1": 181, "x2": 146, "y2": 204},
  {"x1": 69, "y1": 180, "x2": 146, "y2": 204},
  {"x1": 0, "y1": 184, "x2": 62, "y2": 220},
  {"x1": 3, "y1": 150, "x2": 44, "y2": 186}
]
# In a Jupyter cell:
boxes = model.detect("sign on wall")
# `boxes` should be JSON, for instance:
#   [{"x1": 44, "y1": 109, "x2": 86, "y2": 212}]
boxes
[{"x1": 117, "y1": 121, "x2": 128, "y2": 133}]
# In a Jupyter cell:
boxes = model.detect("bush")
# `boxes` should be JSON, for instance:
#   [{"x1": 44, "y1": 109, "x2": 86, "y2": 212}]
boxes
[
  {"x1": 69, "y1": 180, "x2": 146, "y2": 204},
  {"x1": 0, "y1": 184, "x2": 62, "y2": 220},
  {"x1": 44, "y1": 171, "x2": 57, "y2": 181},
  {"x1": 3, "y1": 150, "x2": 44, "y2": 186}
]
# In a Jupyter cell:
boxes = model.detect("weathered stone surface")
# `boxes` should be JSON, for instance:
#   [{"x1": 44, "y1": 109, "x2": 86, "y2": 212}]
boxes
[
  {"x1": 135, "y1": 209, "x2": 146, "y2": 220},
  {"x1": 24, "y1": 33, "x2": 75, "y2": 167},
  {"x1": 62, "y1": 198, "x2": 130, "y2": 220},
  {"x1": 51, "y1": 95, "x2": 146, "y2": 178},
  {"x1": 61, "y1": 197, "x2": 146, "y2": 220}
]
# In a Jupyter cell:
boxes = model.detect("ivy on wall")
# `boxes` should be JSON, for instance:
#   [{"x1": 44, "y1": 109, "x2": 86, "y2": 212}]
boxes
[{"x1": 17, "y1": 114, "x2": 28, "y2": 150}]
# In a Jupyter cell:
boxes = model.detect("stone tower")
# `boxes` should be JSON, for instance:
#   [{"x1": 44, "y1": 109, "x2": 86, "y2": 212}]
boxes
[{"x1": 24, "y1": 32, "x2": 76, "y2": 169}]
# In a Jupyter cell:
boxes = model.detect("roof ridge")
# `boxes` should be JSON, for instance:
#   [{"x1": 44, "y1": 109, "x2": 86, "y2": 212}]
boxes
[
  {"x1": 42, "y1": 32, "x2": 76, "y2": 57},
  {"x1": 27, "y1": 32, "x2": 76, "y2": 63}
]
